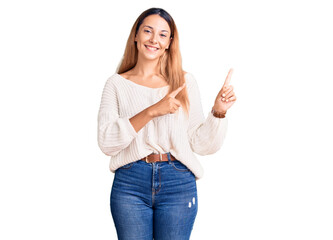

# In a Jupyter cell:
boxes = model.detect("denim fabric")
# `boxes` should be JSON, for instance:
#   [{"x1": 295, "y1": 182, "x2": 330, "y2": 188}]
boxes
[{"x1": 110, "y1": 152, "x2": 198, "y2": 240}]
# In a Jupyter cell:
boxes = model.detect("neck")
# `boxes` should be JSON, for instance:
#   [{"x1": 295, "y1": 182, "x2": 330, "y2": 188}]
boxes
[{"x1": 131, "y1": 55, "x2": 161, "y2": 77}]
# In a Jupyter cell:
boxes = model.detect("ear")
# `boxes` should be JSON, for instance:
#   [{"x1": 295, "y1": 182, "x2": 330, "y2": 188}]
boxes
[{"x1": 134, "y1": 34, "x2": 137, "y2": 42}]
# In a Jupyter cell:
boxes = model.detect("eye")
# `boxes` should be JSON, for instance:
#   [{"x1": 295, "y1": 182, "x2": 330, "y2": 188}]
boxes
[
  {"x1": 160, "y1": 34, "x2": 167, "y2": 37},
  {"x1": 144, "y1": 29, "x2": 151, "y2": 33}
]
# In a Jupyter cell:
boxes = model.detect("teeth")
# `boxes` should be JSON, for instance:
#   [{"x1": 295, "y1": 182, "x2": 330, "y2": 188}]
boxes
[{"x1": 146, "y1": 45, "x2": 158, "y2": 50}]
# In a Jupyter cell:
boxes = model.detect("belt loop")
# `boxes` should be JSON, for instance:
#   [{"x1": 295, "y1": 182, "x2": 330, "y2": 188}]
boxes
[
  {"x1": 167, "y1": 152, "x2": 171, "y2": 164},
  {"x1": 159, "y1": 152, "x2": 162, "y2": 161}
]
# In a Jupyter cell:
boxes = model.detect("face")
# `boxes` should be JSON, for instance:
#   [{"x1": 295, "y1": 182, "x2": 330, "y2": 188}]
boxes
[{"x1": 134, "y1": 14, "x2": 172, "y2": 61}]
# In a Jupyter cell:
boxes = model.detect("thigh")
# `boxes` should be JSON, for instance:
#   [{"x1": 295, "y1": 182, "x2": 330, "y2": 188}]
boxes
[
  {"x1": 153, "y1": 161, "x2": 198, "y2": 240},
  {"x1": 110, "y1": 162, "x2": 153, "y2": 240}
]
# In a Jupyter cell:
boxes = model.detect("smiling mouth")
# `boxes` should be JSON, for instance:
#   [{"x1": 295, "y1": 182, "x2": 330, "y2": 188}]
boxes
[{"x1": 145, "y1": 45, "x2": 159, "y2": 51}]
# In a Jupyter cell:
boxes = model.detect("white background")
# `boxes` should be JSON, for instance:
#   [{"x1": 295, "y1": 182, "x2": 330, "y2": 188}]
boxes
[{"x1": 1, "y1": 0, "x2": 332, "y2": 239}]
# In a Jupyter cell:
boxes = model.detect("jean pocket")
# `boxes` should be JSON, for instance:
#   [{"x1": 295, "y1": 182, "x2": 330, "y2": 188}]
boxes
[
  {"x1": 170, "y1": 160, "x2": 190, "y2": 172},
  {"x1": 119, "y1": 162, "x2": 134, "y2": 170}
]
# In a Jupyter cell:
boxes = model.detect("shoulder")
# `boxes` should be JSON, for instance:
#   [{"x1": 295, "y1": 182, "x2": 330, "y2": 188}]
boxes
[
  {"x1": 118, "y1": 70, "x2": 131, "y2": 79},
  {"x1": 107, "y1": 72, "x2": 122, "y2": 82},
  {"x1": 103, "y1": 73, "x2": 122, "y2": 89},
  {"x1": 183, "y1": 70, "x2": 192, "y2": 79},
  {"x1": 118, "y1": 69, "x2": 137, "y2": 80},
  {"x1": 183, "y1": 71, "x2": 197, "y2": 86}
]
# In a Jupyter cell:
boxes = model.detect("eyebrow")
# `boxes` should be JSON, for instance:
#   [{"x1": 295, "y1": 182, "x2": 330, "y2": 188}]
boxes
[{"x1": 143, "y1": 25, "x2": 169, "y2": 33}]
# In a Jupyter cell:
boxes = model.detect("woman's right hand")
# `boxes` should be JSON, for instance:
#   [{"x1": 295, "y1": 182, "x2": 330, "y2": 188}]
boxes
[{"x1": 149, "y1": 83, "x2": 186, "y2": 118}]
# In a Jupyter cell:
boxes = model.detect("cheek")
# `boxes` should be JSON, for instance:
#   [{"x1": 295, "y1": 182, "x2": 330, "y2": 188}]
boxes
[
  {"x1": 136, "y1": 33, "x2": 148, "y2": 43},
  {"x1": 161, "y1": 40, "x2": 170, "y2": 48}
]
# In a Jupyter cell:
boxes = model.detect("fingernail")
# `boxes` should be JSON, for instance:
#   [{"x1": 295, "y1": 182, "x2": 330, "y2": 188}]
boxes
[
  {"x1": 222, "y1": 98, "x2": 225, "y2": 101},
  {"x1": 222, "y1": 93, "x2": 226, "y2": 97},
  {"x1": 226, "y1": 99, "x2": 229, "y2": 102}
]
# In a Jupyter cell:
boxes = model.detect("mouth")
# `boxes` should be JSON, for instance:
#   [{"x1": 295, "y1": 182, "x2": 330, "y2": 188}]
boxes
[{"x1": 144, "y1": 45, "x2": 159, "y2": 51}]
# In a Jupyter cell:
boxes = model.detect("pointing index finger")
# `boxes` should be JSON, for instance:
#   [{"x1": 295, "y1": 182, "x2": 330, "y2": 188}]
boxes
[
  {"x1": 223, "y1": 68, "x2": 234, "y2": 88},
  {"x1": 169, "y1": 83, "x2": 186, "y2": 98}
]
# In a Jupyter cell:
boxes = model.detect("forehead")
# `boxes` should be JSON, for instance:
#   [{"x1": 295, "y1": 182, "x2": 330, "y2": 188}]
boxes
[{"x1": 141, "y1": 14, "x2": 170, "y2": 32}]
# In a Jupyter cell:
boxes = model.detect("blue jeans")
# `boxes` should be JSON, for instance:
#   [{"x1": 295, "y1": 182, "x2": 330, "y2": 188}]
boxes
[{"x1": 110, "y1": 152, "x2": 198, "y2": 240}]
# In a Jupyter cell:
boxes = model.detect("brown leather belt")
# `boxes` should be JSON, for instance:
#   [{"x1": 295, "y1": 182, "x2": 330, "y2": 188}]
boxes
[{"x1": 140, "y1": 152, "x2": 176, "y2": 163}]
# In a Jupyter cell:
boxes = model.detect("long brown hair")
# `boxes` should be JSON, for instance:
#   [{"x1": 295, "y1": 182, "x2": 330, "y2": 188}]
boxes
[{"x1": 116, "y1": 8, "x2": 190, "y2": 118}]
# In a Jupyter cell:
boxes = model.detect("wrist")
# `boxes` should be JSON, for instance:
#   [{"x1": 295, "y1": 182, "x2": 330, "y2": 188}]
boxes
[
  {"x1": 146, "y1": 106, "x2": 157, "y2": 118},
  {"x1": 211, "y1": 107, "x2": 226, "y2": 118}
]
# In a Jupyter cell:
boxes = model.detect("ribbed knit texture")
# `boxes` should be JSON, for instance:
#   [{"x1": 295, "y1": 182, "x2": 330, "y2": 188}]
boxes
[{"x1": 97, "y1": 72, "x2": 228, "y2": 180}]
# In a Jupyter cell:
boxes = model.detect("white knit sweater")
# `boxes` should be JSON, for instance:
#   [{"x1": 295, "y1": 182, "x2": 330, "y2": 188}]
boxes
[{"x1": 97, "y1": 72, "x2": 228, "y2": 180}]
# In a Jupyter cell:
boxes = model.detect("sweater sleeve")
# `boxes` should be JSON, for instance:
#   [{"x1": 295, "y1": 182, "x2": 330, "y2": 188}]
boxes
[
  {"x1": 186, "y1": 73, "x2": 228, "y2": 155},
  {"x1": 97, "y1": 76, "x2": 138, "y2": 156}
]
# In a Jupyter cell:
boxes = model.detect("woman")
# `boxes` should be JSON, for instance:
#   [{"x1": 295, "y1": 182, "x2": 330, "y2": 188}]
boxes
[{"x1": 97, "y1": 7, "x2": 236, "y2": 240}]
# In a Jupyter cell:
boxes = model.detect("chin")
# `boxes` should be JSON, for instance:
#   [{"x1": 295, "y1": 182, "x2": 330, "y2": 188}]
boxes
[{"x1": 141, "y1": 53, "x2": 163, "y2": 61}]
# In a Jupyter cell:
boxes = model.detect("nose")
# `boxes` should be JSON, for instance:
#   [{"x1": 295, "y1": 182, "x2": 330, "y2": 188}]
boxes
[{"x1": 149, "y1": 34, "x2": 157, "y2": 44}]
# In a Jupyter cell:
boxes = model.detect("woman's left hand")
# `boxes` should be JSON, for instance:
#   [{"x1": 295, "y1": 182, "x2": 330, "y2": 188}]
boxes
[{"x1": 212, "y1": 68, "x2": 237, "y2": 114}]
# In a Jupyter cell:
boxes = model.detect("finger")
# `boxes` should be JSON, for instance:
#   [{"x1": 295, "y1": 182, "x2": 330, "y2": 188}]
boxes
[
  {"x1": 170, "y1": 99, "x2": 181, "y2": 108},
  {"x1": 224, "y1": 90, "x2": 234, "y2": 100},
  {"x1": 221, "y1": 92, "x2": 235, "y2": 102},
  {"x1": 222, "y1": 68, "x2": 234, "y2": 88},
  {"x1": 225, "y1": 93, "x2": 234, "y2": 102},
  {"x1": 171, "y1": 105, "x2": 179, "y2": 113},
  {"x1": 218, "y1": 84, "x2": 229, "y2": 96},
  {"x1": 222, "y1": 85, "x2": 233, "y2": 98},
  {"x1": 174, "y1": 99, "x2": 181, "y2": 107},
  {"x1": 169, "y1": 83, "x2": 186, "y2": 98},
  {"x1": 225, "y1": 92, "x2": 234, "y2": 101},
  {"x1": 225, "y1": 95, "x2": 236, "y2": 102}
]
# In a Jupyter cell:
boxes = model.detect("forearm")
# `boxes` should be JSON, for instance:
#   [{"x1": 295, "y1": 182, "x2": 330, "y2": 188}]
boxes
[
  {"x1": 129, "y1": 106, "x2": 155, "y2": 133},
  {"x1": 188, "y1": 111, "x2": 228, "y2": 155}
]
